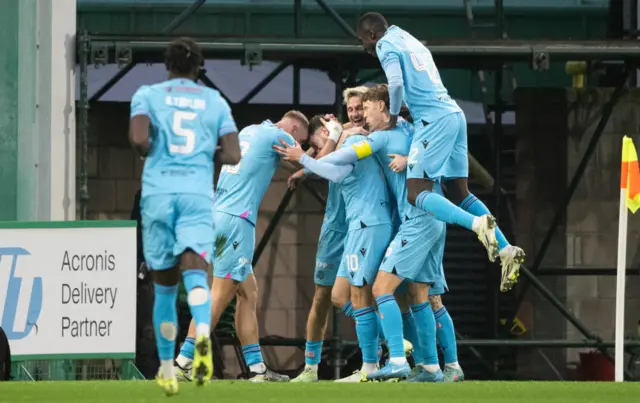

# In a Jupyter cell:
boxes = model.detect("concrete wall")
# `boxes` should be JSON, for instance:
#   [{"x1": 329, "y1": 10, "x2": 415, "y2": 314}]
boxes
[
  {"x1": 516, "y1": 88, "x2": 640, "y2": 379},
  {"x1": 77, "y1": 102, "x2": 354, "y2": 377}
]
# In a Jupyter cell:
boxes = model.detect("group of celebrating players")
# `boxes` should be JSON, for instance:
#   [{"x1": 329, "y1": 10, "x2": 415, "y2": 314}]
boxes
[{"x1": 128, "y1": 12, "x2": 526, "y2": 396}]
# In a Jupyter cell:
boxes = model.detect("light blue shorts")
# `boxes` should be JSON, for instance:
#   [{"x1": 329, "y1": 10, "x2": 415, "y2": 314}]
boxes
[
  {"x1": 337, "y1": 224, "x2": 393, "y2": 287},
  {"x1": 380, "y1": 215, "x2": 445, "y2": 284},
  {"x1": 212, "y1": 211, "x2": 254, "y2": 282},
  {"x1": 141, "y1": 194, "x2": 214, "y2": 270},
  {"x1": 407, "y1": 111, "x2": 468, "y2": 181},
  {"x1": 314, "y1": 226, "x2": 346, "y2": 287}
]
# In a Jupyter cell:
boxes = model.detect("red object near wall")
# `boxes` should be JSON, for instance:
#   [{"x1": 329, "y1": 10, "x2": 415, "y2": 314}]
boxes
[{"x1": 578, "y1": 351, "x2": 614, "y2": 381}]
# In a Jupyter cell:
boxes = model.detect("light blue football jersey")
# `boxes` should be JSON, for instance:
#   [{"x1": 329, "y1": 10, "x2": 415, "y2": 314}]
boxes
[
  {"x1": 323, "y1": 182, "x2": 347, "y2": 232},
  {"x1": 130, "y1": 78, "x2": 237, "y2": 199},
  {"x1": 215, "y1": 120, "x2": 295, "y2": 225},
  {"x1": 377, "y1": 25, "x2": 462, "y2": 123},
  {"x1": 359, "y1": 121, "x2": 427, "y2": 222},
  {"x1": 339, "y1": 135, "x2": 392, "y2": 231}
]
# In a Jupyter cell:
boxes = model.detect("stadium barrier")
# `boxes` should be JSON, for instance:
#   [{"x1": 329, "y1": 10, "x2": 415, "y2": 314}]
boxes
[{"x1": 0, "y1": 221, "x2": 144, "y2": 381}]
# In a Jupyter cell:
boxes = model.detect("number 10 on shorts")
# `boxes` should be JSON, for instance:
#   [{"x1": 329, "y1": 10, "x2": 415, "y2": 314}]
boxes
[{"x1": 346, "y1": 254, "x2": 359, "y2": 272}]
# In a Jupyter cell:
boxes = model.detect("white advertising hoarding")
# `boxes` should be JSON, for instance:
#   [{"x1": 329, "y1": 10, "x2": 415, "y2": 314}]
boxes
[{"x1": 0, "y1": 221, "x2": 137, "y2": 359}]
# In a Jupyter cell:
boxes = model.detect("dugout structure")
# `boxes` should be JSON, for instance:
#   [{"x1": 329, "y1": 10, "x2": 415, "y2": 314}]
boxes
[{"x1": 76, "y1": 0, "x2": 640, "y2": 380}]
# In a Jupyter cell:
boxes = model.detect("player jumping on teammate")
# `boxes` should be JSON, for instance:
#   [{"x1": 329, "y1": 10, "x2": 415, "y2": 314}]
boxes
[
  {"x1": 174, "y1": 112, "x2": 309, "y2": 382},
  {"x1": 356, "y1": 13, "x2": 525, "y2": 292},
  {"x1": 129, "y1": 37, "x2": 241, "y2": 396}
]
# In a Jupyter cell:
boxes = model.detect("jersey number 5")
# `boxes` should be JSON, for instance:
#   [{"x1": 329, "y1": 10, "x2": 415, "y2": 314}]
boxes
[
  {"x1": 410, "y1": 52, "x2": 442, "y2": 85},
  {"x1": 222, "y1": 141, "x2": 250, "y2": 174},
  {"x1": 170, "y1": 111, "x2": 197, "y2": 155}
]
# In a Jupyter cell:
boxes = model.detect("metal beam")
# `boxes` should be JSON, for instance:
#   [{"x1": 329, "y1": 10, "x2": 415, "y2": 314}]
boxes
[
  {"x1": 302, "y1": 182, "x2": 327, "y2": 206},
  {"x1": 294, "y1": 0, "x2": 302, "y2": 38},
  {"x1": 252, "y1": 189, "x2": 296, "y2": 267},
  {"x1": 510, "y1": 67, "x2": 632, "y2": 323},
  {"x1": 89, "y1": 36, "x2": 640, "y2": 61},
  {"x1": 314, "y1": 0, "x2": 358, "y2": 39},
  {"x1": 89, "y1": 62, "x2": 137, "y2": 103},
  {"x1": 162, "y1": 0, "x2": 207, "y2": 34},
  {"x1": 197, "y1": 70, "x2": 232, "y2": 105},
  {"x1": 239, "y1": 62, "x2": 290, "y2": 104},
  {"x1": 78, "y1": 31, "x2": 91, "y2": 221}
]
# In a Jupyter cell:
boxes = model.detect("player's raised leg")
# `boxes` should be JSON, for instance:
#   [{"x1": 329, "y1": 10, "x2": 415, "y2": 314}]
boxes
[
  {"x1": 405, "y1": 114, "x2": 498, "y2": 263},
  {"x1": 141, "y1": 195, "x2": 181, "y2": 396},
  {"x1": 174, "y1": 215, "x2": 245, "y2": 381},
  {"x1": 173, "y1": 194, "x2": 218, "y2": 386},
  {"x1": 442, "y1": 112, "x2": 524, "y2": 291}
]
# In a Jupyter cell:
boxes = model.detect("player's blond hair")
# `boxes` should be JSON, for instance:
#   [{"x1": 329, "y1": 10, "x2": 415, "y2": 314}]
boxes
[
  {"x1": 283, "y1": 110, "x2": 309, "y2": 131},
  {"x1": 342, "y1": 86, "x2": 370, "y2": 105}
]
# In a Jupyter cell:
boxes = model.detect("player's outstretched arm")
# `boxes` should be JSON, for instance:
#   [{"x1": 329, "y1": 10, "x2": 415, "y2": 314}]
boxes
[
  {"x1": 299, "y1": 154, "x2": 353, "y2": 183},
  {"x1": 216, "y1": 132, "x2": 241, "y2": 165}
]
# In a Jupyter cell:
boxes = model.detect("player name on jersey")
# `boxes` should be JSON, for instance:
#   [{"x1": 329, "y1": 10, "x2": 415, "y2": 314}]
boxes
[{"x1": 165, "y1": 95, "x2": 206, "y2": 110}]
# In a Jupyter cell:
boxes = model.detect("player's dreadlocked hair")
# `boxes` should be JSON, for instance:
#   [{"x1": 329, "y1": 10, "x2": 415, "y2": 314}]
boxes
[
  {"x1": 308, "y1": 115, "x2": 325, "y2": 136},
  {"x1": 362, "y1": 84, "x2": 390, "y2": 109},
  {"x1": 358, "y1": 12, "x2": 388, "y2": 35},
  {"x1": 164, "y1": 37, "x2": 204, "y2": 77}
]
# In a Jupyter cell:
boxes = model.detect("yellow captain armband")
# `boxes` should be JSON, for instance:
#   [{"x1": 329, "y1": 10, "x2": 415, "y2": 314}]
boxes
[{"x1": 352, "y1": 140, "x2": 373, "y2": 159}]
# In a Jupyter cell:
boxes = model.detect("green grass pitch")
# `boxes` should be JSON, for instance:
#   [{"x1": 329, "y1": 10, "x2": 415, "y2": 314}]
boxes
[{"x1": 1, "y1": 381, "x2": 639, "y2": 403}]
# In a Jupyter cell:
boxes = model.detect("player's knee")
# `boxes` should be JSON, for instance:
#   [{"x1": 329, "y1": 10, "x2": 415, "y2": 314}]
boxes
[
  {"x1": 407, "y1": 190, "x2": 418, "y2": 206},
  {"x1": 406, "y1": 179, "x2": 432, "y2": 206},
  {"x1": 371, "y1": 282, "x2": 386, "y2": 299},
  {"x1": 238, "y1": 275, "x2": 259, "y2": 304},
  {"x1": 428, "y1": 295, "x2": 443, "y2": 311},
  {"x1": 313, "y1": 286, "x2": 333, "y2": 307},
  {"x1": 444, "y1": 178, "x2": 470, "y2": 205},
  {"x1": 180, "y1": 248, "x2": 207, "y2": 270},
  {"x1": 331, "y1": 288, "x2": 349, "y2": 308}
]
